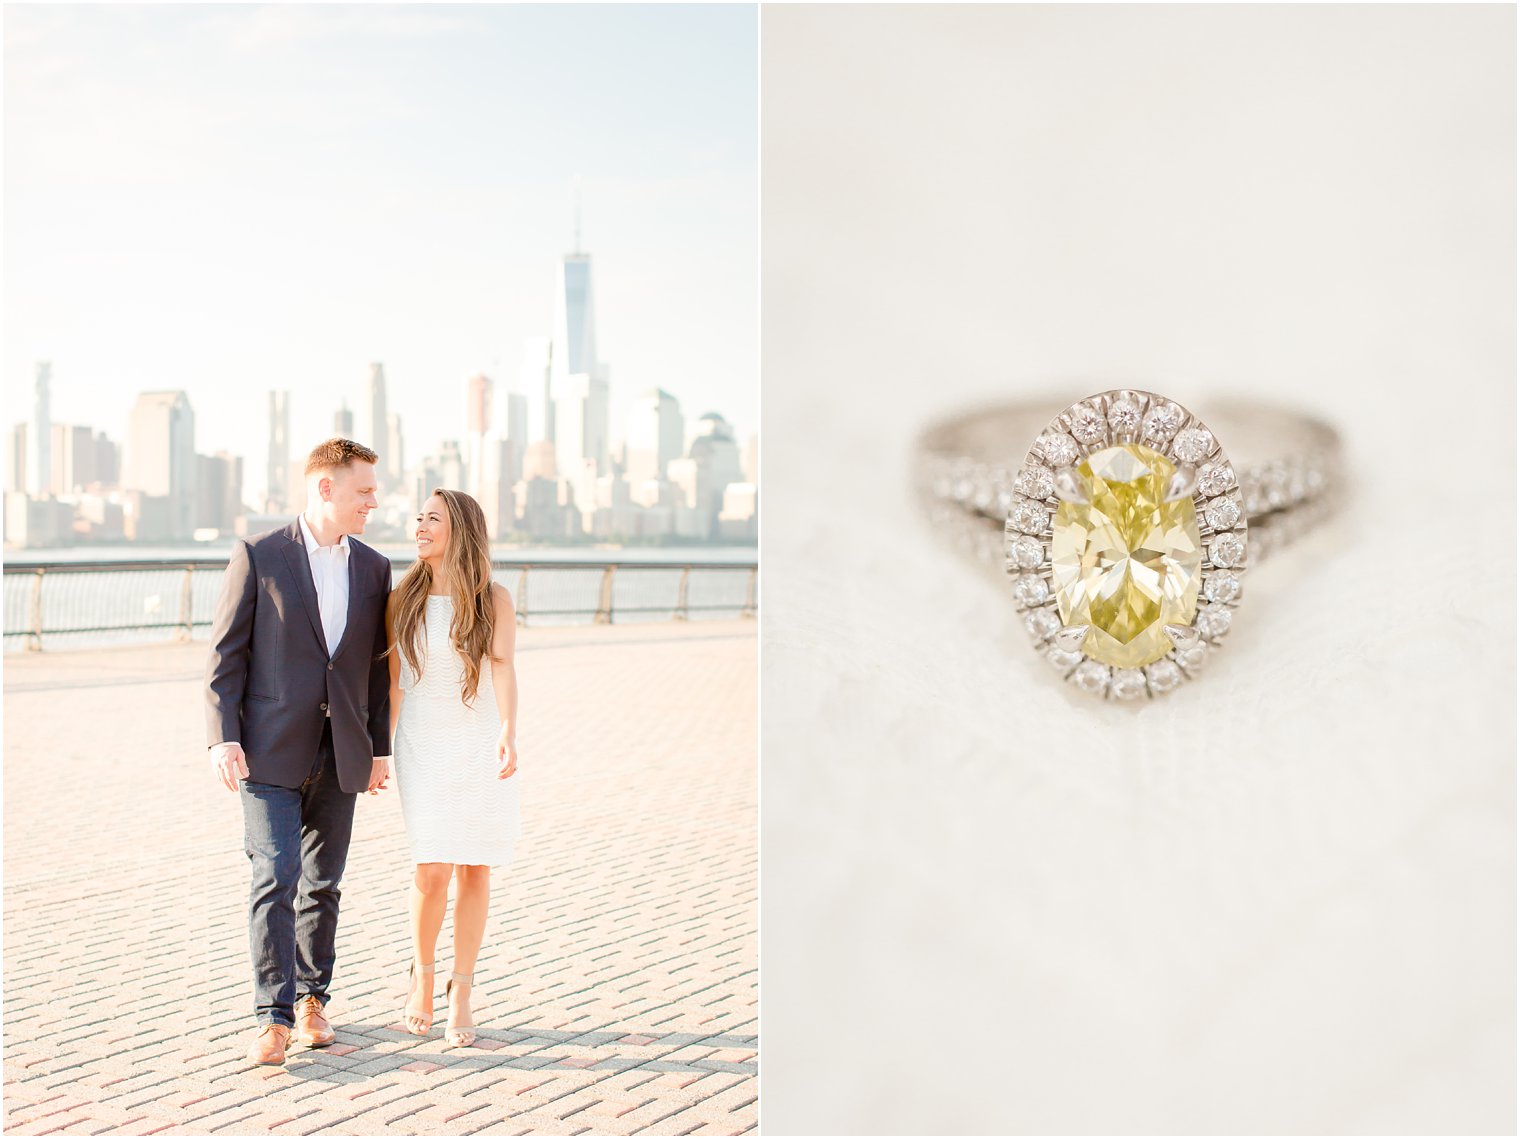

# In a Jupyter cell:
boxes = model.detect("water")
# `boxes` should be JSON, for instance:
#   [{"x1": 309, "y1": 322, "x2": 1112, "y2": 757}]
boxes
[
  {"x1": 2, "y1": 544, "x2": 758, "y2": 567},
  {"x1": 3, "y1": 547, "x2": 757, "y2": 652}
]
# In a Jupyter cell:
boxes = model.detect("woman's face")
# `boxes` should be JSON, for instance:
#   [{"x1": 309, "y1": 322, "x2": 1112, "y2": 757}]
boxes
[{"x1": 414, "y1": 495, "x2": 451, "y2": 565}]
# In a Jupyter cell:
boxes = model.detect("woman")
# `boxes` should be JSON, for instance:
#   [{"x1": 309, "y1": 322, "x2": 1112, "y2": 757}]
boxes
[{"x1": 387, "y1": 488, "x2": 520, "y2": 1047}]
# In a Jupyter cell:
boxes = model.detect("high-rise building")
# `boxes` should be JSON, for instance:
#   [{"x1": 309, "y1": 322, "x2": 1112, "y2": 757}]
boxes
[
  {"x1": 591, "y1": 474, "x2": 638, "y2": 540},
  {"x1": 94, "y1": 432, "x2": 120, "y2": 489},
  {"x1": 386, "y1": 413, "x2": 404, "y2": 489},
  {"x1": 519, "y1": 473, "x2": 577, "y2": 540},
  {"x1": 8, "y1": 423, "x2": 28, "y2": 494},
  {"x1": 267, "y1": 391, "x2": 290, "y2": 513},
  {"x1": 718, "y1": 483, "x2": 758, "y2": 542},
  {"x1": 675, "y1": 412, "x2": 745, "y2": 539},
  {"x1": 366, "y1": 363, "x2": 388, "y2": 479},
  {"x1": 502, "y1": 391, "x2": 529, "y2": 487},
  {"x1": 520, "y1": 337, "x2": 554, "y2": 443},
  {"x1": 522, "y1": 440, "x2": 557, "y2": 482},
  {"x1": 334, "y1": 401, "x2": 354, "y2": 437},
  {"x1": 50, "y1": 424, "x2": 95, "y2": 493},
  {"x1": 195, "y1": 451, "x2": 243, "y2": 533},
  {"x1": 555, "y1": 373, "x2": 610, "y2": 482},
  {"x1": 626, "y1": 388, "x2": 684, "y2": 485},
  {"x1": 33, "y1": 362, "x2": 51, "y2": 496},
  {"x1": 552, "y1": 253, "x2": 598, "y2": 384},
  {"x1": 125, "y1": 390, "x2": 196, "y2": 539},
  {"x1": 549, "y1": 243, "x2": 610, "y2": 477},
  {"x1": 479, "y1": 438, "x2": 519, "y2": 538},
  {"x1": 435, "y1": 440, "x2": 465, "y2": 492},
  {"x1": 466, "y1": 373, "x2": 492, "y2": 436},
  {"x1": 466, "y1": 374, "x2": 492, "y2": 501}
]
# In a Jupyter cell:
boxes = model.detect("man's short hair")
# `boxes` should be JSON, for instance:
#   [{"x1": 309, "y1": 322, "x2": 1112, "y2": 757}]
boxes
[{"x1": 305, "y1": 438, "x2": 380, "y2": 478}]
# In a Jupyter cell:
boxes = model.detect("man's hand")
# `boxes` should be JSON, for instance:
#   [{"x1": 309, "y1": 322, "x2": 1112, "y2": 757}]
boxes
[
  {"x1": 368, "y1": 758, "x2": 390, "y2": 795},
  {"x1": 210, "y1": 742, "x2": 248, "y2": 791}
]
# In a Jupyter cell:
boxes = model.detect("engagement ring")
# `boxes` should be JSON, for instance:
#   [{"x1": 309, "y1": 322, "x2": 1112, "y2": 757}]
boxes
[{"x1": 916, "y1": 389, "x2": 1342, "y2": 700}]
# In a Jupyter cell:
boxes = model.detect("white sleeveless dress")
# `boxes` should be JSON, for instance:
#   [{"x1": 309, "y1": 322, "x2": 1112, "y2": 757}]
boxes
[{"x1": 394, "y1": 595, "x2": 521, "y2": 866}]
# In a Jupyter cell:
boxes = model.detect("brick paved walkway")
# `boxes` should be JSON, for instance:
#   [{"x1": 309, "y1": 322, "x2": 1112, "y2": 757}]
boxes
[{"x1": 3, "y1": 622, "x2": 757, "y2": 1136}]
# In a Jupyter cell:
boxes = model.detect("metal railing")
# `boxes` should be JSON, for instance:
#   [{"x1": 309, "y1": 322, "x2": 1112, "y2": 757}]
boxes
[{"x1": 3, "y1": 556, "x2": 758, "y2": 651}]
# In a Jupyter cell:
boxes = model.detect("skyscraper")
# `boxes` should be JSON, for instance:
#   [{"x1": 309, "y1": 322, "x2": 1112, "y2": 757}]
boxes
[
  {"x1": 50, "y1": 424, "x2": 95, "y2": 493},
  {"x1": 267, "y1": 391, "x2": 290, "y2": 513},
  {"x1": 195, "y1": 451, "x2": 243, "y2": 533},
  {"x1": 335, "y1": 401, "x2": 354, "y2": 437},
  {"x1": 552, "y1": 253, "x2": 598, "y2": 384},
  {"x1": 555, "y1": 373, "x2": 610, "y2": 485},
  {"x1": 436, "y1": 440, "x2": 466, "y2": 491},
  {"x1": 8, "y1": 423, "x2": 27, "y2": 494},
  {"x1": 549, "y1": 237, "x2": 610, "y2": 478},
  {"x1": 467, "y1": 373, "x2": 492, "y2": 436},
  {"x1": 33, "y1": 362, "x2": 51, "y2": 496},
  {"x1": 466, "y1": 374, "x2": 493, "y2": 501},
  {"x1": 520, "y1": 336, "x2": 553, "y2": 443},
  {"x1": 386, "y1": 412, "x2": 404, "y2": 489},
  {"x1": 479, "y1": 439, "x2": 518, "y2": 538},
  {"x1": 626, "y1": 388, "x2": 684, "y2": 486},
  {"x1": 125, "y1": 390, "x2": 196, "y2": 539},
  {"x1": 366, "y1": 363, "x2": 388, "y2": 473},
  {"x1": 677, "y1": 412, "x2": 744, "y2": 538},
  {"x1": 94, "y1": 431, "x2": 120, "y2": 489},
  {"x1": 502, "y1": 390, "x2": 529, "y2": 487}
]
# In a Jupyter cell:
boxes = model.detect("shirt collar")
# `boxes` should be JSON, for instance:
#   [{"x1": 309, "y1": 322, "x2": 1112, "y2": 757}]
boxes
[{"x1": 298, "y1": 513, "x2": 350, "y2": 557}]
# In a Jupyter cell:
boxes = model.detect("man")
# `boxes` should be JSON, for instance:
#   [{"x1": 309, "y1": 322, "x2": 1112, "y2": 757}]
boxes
[{"x1": 205, "y1": 438, "x2": 393, "y2": 1066}]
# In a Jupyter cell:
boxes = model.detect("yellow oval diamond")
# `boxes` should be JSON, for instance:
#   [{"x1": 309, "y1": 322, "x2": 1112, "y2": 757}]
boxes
[{"x1": 1051, "y1": 444, "x2": 1202, "y2": 668}]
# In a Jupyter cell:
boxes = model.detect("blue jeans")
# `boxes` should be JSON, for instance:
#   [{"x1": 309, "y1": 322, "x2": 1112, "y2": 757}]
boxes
[{"x1": 239, "y1": 722, "x2": 357, "y2": 1028}]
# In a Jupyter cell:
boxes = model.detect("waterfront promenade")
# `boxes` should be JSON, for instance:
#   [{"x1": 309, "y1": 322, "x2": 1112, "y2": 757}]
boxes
[{"x1": 3, "y1": 622, "x2": 757, "y2": 1136}]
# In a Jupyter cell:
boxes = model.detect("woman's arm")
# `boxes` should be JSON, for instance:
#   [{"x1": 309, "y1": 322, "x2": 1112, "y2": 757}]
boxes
[
  {"x1": 387, "y1": 592, "x2": 404, "y2": 741},
  {"x1": 490, "y1": 582, "x2": 519, "y2": 778}
]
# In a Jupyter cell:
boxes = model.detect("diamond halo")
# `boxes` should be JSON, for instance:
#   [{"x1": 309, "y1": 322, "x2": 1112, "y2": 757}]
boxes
[{"x1": 1004, "y1": 390, "x2": 1248, "y2": 701}]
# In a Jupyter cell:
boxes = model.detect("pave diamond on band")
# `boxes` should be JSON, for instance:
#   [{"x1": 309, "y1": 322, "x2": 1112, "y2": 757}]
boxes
[{"x1": 915, "y1": 390, "x2": 1342, "y2": 700}]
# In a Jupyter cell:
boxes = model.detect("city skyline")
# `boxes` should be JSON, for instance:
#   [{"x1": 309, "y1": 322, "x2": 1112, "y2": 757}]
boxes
[
  {"x1": 3, "y1": 5, "x2": 758, "y2": 504},
  {"x1": 8, "y1": 242, "x2": 757, "y2": 547}
]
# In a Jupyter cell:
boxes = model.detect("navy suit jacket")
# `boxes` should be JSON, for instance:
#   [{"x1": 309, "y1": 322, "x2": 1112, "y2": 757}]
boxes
[{"x1": 205, "y1": 520, "x2": 392, "y2": 794}]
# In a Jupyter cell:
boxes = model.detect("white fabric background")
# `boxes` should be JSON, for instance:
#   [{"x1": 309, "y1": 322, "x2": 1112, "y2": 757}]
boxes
[{"x1": 759, "y1": 6, "x2": 1515, "y2": 1134}]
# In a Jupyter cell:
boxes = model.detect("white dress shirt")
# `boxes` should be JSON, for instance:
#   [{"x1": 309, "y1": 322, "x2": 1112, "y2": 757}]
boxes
[{"x1": 299, "y1": 513, "x2": 350, "y2": 657}]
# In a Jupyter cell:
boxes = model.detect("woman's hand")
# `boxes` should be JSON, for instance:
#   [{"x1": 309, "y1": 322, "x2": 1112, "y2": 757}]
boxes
[{"x1": 497, "y1": 722, "x2": 518, "y2": 779}]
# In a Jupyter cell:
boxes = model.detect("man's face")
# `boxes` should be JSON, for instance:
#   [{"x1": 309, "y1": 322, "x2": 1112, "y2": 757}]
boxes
[{"x1": 322, "y1": 461, "x2": 379, "y2": 536}]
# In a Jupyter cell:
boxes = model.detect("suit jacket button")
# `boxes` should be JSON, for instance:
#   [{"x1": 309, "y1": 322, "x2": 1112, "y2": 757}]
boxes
[
  {"x1": 320, "y1": 702, "x2": 328, "y2": 711},
  {"x1": 327, "y1": 662, "x2": 334, "y2": 671}
]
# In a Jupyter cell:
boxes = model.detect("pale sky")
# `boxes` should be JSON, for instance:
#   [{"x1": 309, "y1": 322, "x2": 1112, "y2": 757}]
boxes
[{"x1": 3, "y1": 4, "x2": 757, "y2": 502}]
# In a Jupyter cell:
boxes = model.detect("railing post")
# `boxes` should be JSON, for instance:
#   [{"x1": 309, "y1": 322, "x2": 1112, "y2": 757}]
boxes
[
  {"x1": 28, "y1": 568, "x2": 44, "y2": 651},
  {"x1": 178, "y1": 565, "x2": 195, "y2": 642},
  {"x1": 742, "y1": 566, "x2": 757, "y2": 619},
  {"x1": 675, "y1": 566, "x2": 690, "y2": 621},
  {"x1": 515, "y1": 567, "x2": 529, "y2": 627},
  {"x1": 594, "y1": 565, "x2": 615, "y2": 625}
]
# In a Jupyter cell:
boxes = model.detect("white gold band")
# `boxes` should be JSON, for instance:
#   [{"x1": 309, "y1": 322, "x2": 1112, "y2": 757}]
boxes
[{"x1": 916, "y1": 397, "x2": 1342, "y2": 576}]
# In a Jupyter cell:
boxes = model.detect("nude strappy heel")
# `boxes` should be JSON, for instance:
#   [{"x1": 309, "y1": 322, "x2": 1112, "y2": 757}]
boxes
[
  {"x1": 444, "y1": 971, "x2": 476, "y2": 1047},
  {"x1": 404, "y1": 960, "x2": 435, "y2": 1036}
]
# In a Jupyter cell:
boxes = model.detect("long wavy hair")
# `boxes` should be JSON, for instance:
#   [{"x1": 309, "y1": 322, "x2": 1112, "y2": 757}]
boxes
[{"x1": 389, "y1": 488, "x2": 499, "y2": 706}]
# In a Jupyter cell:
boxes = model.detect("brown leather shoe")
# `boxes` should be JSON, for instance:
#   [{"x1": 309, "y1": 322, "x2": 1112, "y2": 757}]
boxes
[
  {"x1": 294, "y1": 995, "x2": 335, "y2": 1047},
  {"x1": 247, "y1": 1023, "x2": 291, "y2": 1065}
]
